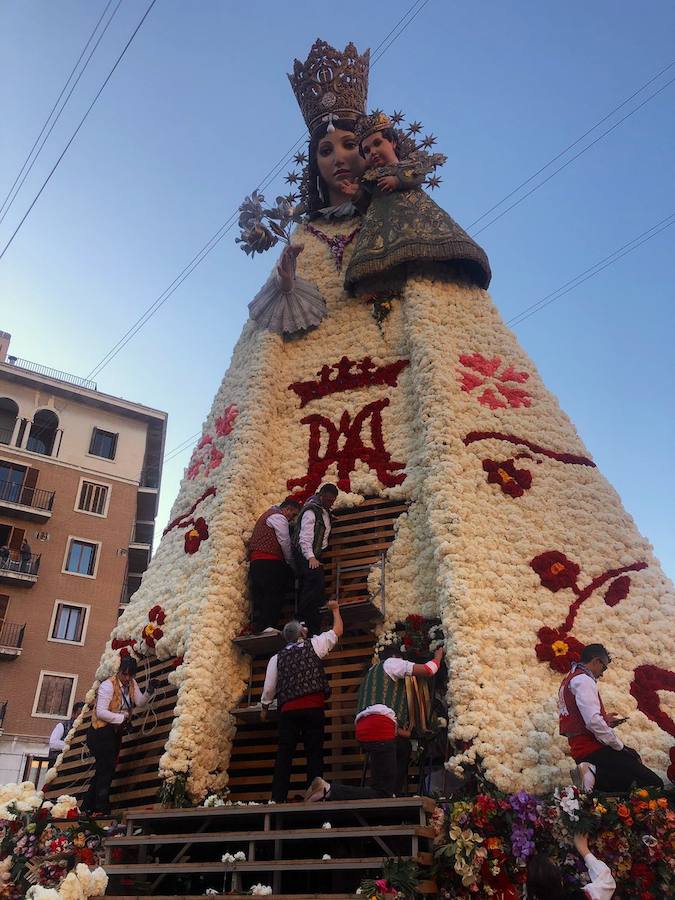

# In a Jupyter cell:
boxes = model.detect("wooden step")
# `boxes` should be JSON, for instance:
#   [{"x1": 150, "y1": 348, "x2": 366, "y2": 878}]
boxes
[
  {"x1": 232, "y1": 630, "x2": 285, "y2": 656},
  {"x1": 105, "y1": 855, "x2": 420, "y2": 874},
  {"x1": 106, "y1": 824, "x2": 434, "y2": 846}
]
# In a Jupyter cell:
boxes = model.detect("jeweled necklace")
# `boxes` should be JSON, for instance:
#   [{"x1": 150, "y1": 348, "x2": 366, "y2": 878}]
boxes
[{"x1": 305, "y1": 223, "x2": 361, "y2": 271}]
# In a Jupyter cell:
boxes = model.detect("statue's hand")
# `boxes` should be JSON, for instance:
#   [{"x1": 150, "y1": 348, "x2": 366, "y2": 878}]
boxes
[
  {"x1": 341, "y1": 180, "x2": 360, "y2": 197},
  {"x1": 377, "y1": 175, "x2": 399, "y2": 193},
  {"x1": 278, "y1": 243, "x2": 303, "y2": 292}
]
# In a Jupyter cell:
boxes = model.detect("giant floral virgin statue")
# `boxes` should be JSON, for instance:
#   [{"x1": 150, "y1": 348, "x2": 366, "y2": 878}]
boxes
[{"x1": 53, "y1": 39, "x2": 674, "y2": 802}]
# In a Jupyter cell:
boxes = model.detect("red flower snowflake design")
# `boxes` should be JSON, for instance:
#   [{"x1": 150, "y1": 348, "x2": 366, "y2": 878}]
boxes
[
  {"x1": 141, "y1": 605, "x2": 166, "y2": 648},
  {"x1": 184, "y1": 517, "x2": 209, "y2": 554},
  {"x1": 457, "y1": 353, "x2": 532, "y2": 410},
  {"x1": 186, "y1": 434, "x2": 224, "y2": 481},
  {"x1": 215, "y1": 404, "x2": 238, "y2": 437},
  {"x1": 535, "y1": 626, "x2": 584, "y2": 673},
  {"x1": 531, "y1": 551, "x2": 581, "y2": 592},
  {"x1": 482, "y1": 458, "x2": 533, "y2": 498}
]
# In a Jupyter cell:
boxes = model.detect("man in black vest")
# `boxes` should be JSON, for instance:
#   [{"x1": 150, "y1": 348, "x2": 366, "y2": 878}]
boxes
[
  {"x1": 292, "y1": 483, "x2": 338, "y2": 636},
  {"x1": 47, "y1": 701, "x2": 84, "y2": 766},
  {"x1": 260, "y1": 599, "x2": 343, "y2": 802}
]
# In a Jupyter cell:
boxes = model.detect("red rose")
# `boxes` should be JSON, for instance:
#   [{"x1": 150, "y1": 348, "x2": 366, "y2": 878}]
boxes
[{"x1": 66, "y1": 807, "x2": 79, "y2": 819}]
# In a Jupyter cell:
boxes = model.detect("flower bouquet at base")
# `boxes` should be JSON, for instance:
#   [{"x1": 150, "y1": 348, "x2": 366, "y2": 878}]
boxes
[{"x1": 357, "y1": 857, "x2": 420, "y2": 899}]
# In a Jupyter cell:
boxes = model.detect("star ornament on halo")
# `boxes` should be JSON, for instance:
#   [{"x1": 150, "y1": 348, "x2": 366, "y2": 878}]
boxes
[
  {"x1": 285, "y1": 171, "x2": 300, "y2": 184},
  {"x1": 426, "y1": 174, "x2": 442, "y2": 190},
  {"x1": 293, "y1": 151, "x2": 308, "y2": 164},
  {"x1": 420, "y1": 133, "x2": 437, "y2": 149},
  {"x1": 406, "y1": 120, "x2": 423, "y2": 135},
  {"x1": 391, "y1": 110, "x2": 405, "y2": 124}
]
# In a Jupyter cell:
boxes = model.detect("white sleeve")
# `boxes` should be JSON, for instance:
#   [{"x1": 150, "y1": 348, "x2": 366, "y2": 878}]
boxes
[
  {"x1": 48, "y1": 722, "x2": 66, "y2": 751},
  {"x1": 570, "y1": 676, "x2": 623, "y2": 751},
  {"x1": 383, "y1": 657, "x2": 415, "y2": 680},
  {"x1": 96, "y1": 680, "x2": 125, "y2": 725},
  {"x1": 266, "y1": 513, "x2": 294, "y2": 566},
  {"x1": 261, "y1": 655, "x2": 278, "y2": 706},
  {"x1": 130, "y1": 679, "x2": 150, "y2": 710},
  {"x1": 311, "y1": 629, "x2": 337, "y2": 658},
  {"x1": 582, "y1": 853, "x2": 616, "y2": 900},
  {"x1": 299, "y1": 511, "x2": 316, "y2": 560}
]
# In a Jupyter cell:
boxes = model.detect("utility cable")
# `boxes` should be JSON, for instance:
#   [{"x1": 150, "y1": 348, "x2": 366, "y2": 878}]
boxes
[
  {"x1": 0, "y1": 0, "x2": 120, "y2": 224},
  {"x1": 0, "y1": 0, "x2": 158, "y2": 263}
]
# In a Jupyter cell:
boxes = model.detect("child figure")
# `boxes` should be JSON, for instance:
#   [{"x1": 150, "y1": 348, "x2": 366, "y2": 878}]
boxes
[{"x1": 343, "y1": 111, "x2": 491, "y2": 297}]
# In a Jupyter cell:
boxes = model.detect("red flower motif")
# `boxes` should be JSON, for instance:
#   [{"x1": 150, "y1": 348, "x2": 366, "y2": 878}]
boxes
[
  {"x1": 457, "y1": 353, "x2": 532, "y2": 410},
  {"x1": 604, "y1": 575, "x2": 631, "y2": 607},
  {"x1": 215, "y1": 404, "x2": 238, "y2": 437},
  {"x1": 111, "y1": 638, "x2": 137, "y2": 659},
  {"x1": 142, "y1": 622, "x2": 163, "y2": 648},
  {"x1": 630, "y1": 664, "x2": 675, "y2": 739},
  {"x1": 535, "y1": 627, "x2": 584, "y2": 673},
  {"x1": 482, "y1": 458, "x2": 532, "y2": 498},
  {"x1": 530, "y1": 551, "x2": 580, "y2": 592},
  {"x1": 148, "y1": 604, "x2": 166, "y2": 625},
  {"x1": 184, "y1": 516, "x2": 209, "y2": 554},
  {"x1": 186, "y1": 434, "x2": 224, "y2": 481}
]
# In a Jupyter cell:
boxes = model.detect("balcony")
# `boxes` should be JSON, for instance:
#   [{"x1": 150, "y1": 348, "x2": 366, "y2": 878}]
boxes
[
  {"x1": 5, "y1": 356, "x2": 97, "y2": 391},
  {"x1": 0, "y1": 552, "x2": 40, "y2": 586},
  {"x1": 0, "y1": 478, "x2": 55, "y2": 522},
  {"x1": 0, "y1": 622, "x2": 26, "y2": 658}
]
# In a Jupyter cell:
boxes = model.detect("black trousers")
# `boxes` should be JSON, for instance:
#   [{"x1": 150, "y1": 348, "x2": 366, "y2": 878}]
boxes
[
  {"x1": 328, "y1": 736, "x2": 412, "y2": 801},
  {"x1": 579, "y1": 745, "x2": 663, "y2": 792},
  {"x1": 250, "y1": 559, "x2": 292, "y2": 632},
  {"x1": 271, "y1": 708, "x2": 325, "y2": 802},
  {"x1": 82, "y1": 724, "x2": 121, "y2": 814},
  {"x1": 296, "y1": 555, "x2": 326, "y2": 636}
]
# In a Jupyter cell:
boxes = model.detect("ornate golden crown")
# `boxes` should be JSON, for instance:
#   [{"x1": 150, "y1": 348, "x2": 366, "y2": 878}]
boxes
[
  {"x1": 355, "y1": 110, "x2": 392, "y2": 141},
  {"x1": 288, "y1": 39, "x2": 370, "y2": 133}
]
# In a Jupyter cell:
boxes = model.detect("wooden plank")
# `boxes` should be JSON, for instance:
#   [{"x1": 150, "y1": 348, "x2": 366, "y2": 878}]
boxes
[
  {"x1": 106, "y1": 824, "x2": 434, "y2": 845},
  {"x1": 124, "y1": 797, "x2": 435, "y2": 821},
  {"x1": 105, "y1": 856, "x2": 419, "y2": 874}
]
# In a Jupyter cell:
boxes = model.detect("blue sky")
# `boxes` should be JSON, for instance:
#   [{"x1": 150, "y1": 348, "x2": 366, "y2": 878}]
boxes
[{"x1": 1, "y1": 1, "x2": 673, "y2": 579}]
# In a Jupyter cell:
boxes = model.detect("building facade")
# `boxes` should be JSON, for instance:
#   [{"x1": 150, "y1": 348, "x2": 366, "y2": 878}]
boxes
[{"x1": 0, "y1": 331, "x2": 166, "y2": 784}]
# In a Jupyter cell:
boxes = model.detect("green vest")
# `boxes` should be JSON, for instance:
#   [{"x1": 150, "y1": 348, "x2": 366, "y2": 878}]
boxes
[{"x1": 356, "y1": 661, "x2": 409, "y2": 723}]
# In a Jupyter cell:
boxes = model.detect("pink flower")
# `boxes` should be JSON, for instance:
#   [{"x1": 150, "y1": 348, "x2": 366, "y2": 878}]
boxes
[
  {"x1": 457, "y1": 352, "x2": 532, "y2": 410},
  {"x1": 215, "y1": 404, "x2": 238, "y2": 437}
]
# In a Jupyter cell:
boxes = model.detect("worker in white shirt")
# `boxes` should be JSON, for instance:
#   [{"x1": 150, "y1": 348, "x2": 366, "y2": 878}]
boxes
[
  {"x1": 248, "y1": 499, "x2": 301, "y2": 633},
  {"x1": 528, "y1": 832, "x2": 617, "y2": 900},
  {"x1": 558, "y1": 643, "x2": 662, "y2": 792},
  {"x1": 261, "y1": 600, "x2": 343, "y2": 802},
  {"x1": 81, "y1": 657, "x2": 157, "y2": 815},
  {"x1": 48, "y1": 701, "x2": 84, "y2": 766},
  {"x1": 292, "y1": 483, "x2": 338, "y2": 636}
]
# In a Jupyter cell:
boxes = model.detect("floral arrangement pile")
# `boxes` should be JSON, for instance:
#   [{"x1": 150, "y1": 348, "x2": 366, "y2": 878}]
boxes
[
  {"x1": 357, "y1": 857, "x2": 420, "y2": 899},
  {"x1": 0, "y1": 783, "x2": 107, "y2": 900},
  {"x1": 375, "y1": 614, "x2": 444, "y2": 662},
  {"x1": 432, "y1": 783, "x2": 674, "y2": 899}
]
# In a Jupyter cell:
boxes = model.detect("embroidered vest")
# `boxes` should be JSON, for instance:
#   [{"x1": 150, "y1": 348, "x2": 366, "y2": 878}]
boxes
[
  {"x1": 276, "y1": 642, "x2": 330, "y2": 708},
  {"x1": 249, "y1": 506, "x2": 284, "y2": 559},
  {"x1": 356, "y1": 661, "x2": 409, "y2": 723},
  {"x1": 558, "y1": 667, "x2": 609, "y2": 759},
  {"x1": 91, "y1": 676, "x2": 134, "y2": 729},
  {"x1": 293, "y1": 497, "x2": 330, "y2": 559}
]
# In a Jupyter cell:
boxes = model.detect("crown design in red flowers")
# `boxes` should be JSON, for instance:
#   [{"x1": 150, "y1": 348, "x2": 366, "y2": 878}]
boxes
[{"x1": 289, "y1": 355, "x2": 409, "y2": 408}]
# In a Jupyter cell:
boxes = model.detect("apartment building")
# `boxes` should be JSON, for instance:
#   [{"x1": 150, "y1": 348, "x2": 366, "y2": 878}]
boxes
[{"x1": 0, "y1": 331, "x2": 167, "y2": 784}]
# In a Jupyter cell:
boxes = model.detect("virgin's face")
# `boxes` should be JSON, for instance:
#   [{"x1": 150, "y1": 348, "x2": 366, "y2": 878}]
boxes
[{"x1": 316, "y1": 129, "x2": 365, "y2": 204}]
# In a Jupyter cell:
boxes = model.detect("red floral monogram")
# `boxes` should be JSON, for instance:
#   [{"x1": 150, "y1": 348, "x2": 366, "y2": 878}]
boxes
[
  {"x1": 531, "y1": 550, "x2": 647, "y2": 672},
  {"x1": 458, "y1": 353, "x2": 532, "y2": 410},
  {"x1": 289, "y1": 356, "x2": 409, "y2": 408},
  {"x1": 287, "y1": 398, "x2": 406, "y2": 502}
]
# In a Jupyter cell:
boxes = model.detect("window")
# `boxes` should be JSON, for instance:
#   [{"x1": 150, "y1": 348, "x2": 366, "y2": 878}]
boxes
[
  {"x1": 77, "y1": 480, "x2": 109, "y2": 516},
  {"x1": 0, "y1": 398, "x2": 19, "y2": 446},
  {"x1": 50, "y1": 602, "x2": 88, "y2": 643},
  {"x1": 89, "y1": 428, "x2": 117, "y2": 460},
  {"x1": 33, "y1": 672, "x2": 77, "y2": 718},
  {"x1": 0, "y1": 461, "x2": 26, "y2": 503},
  {"x1": 27, "y1": 410, "x2": 59, "y2": 456},
  {"x1": 64, "y1": 539, "x2": 98, "y2": 577}
]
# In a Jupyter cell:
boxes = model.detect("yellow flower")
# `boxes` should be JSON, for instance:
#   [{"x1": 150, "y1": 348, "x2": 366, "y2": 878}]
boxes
[
  {"x1": 594, "y1": 803, "x2": 607, "y2": 814},
  {"x1": 552, "y1": 640, "x2": 569, "y2": 657}
]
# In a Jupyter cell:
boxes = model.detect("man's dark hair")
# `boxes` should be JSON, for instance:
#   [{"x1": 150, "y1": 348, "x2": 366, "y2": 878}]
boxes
[
  {"x1": 526, "y1": 854, "x2": 564, "y2": 900},
  {"x1": 280, "y1": 499, "x2": 301, "y2": 510},
  {"x1": 72, "y1": 701, "x2": 85, "y2": 714},
  {"x1": 319, "y1": 483, "x2": 338, "y2": 497},
  {"x1": 378, "y1": 643, "x2": 402, "y2": 662},
  {"x1": 118, "y1": 656, "x2": 138, "y2": 676},
  {"x1": 580, "y1": 643, "x2": 610, "y2": 664}
]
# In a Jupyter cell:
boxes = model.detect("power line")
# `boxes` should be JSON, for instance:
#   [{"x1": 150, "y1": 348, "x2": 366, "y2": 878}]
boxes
[
  {"x1": 506, "y1": 213, "x2": 675, "y2": 328},
  {"x1": 84, "y1": 1, "x2": 433, "y2": 381},
  {"x1": 471, "y1": 74, "x2": 675, "y2": 237},
  {"x1": 0, "y1": 0, "x2": 120, "y2": 224},
  {"x1": 164, "y1": 431, "x2": 201, "y2": 462},
  {"x1": 0, "y1": 0, "x2": 158, "y2": 264},
  {"x1": 467, "y1": 60, "x2": 675, "y2": 231}
]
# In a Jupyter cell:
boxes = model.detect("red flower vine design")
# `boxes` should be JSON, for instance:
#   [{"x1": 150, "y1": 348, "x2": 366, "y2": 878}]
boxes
[
  {"x1": 287, "y1": 398, "x2": 406, "y2": 502},
  {"x1": 163, "y1": 486, "x2": 216, "y2": 536},
  {"x1": 184, "y1": 517, "x2": 209, "y2": 554},
  {"x1": 530, "y1": 550, "x2": 648, "y2": 672},
  {"x1": 289, "y1": 356, "x2": 409, "y2": 408},
  {"x1": 458, "y1": 353, "x2": 532, "y2": 410},
  {"x1": 482, "y1": 458, "x2": 533, "y2": 498},
  {"x1": 215, "y1": 404, "x2": 238, "y2": 436},
  {"x1": 630, "y1": 664, "x2": 675, "y2": 781}
]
